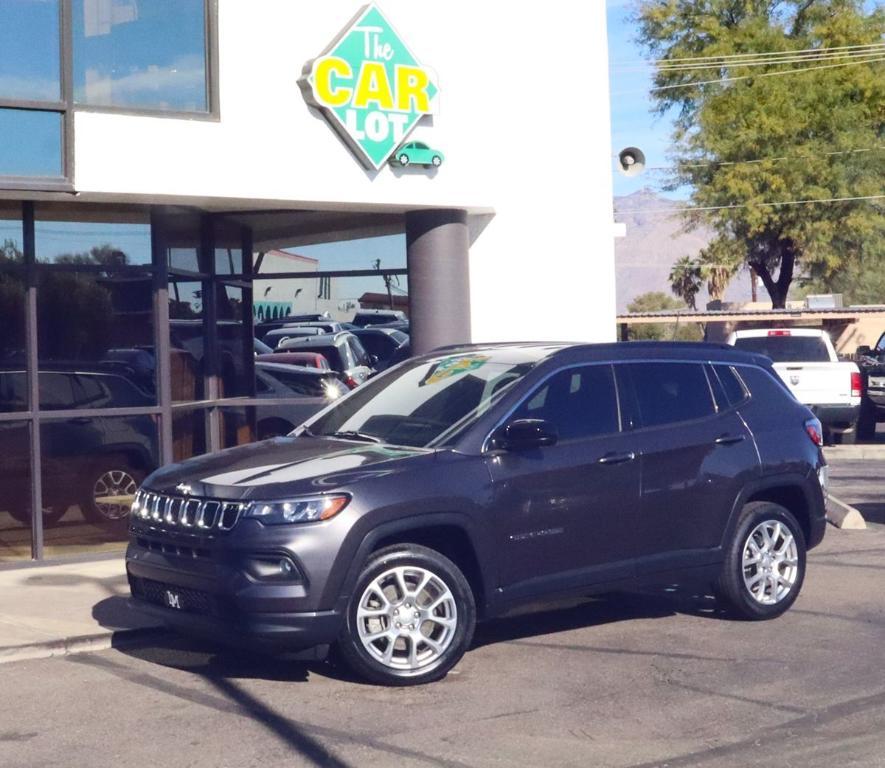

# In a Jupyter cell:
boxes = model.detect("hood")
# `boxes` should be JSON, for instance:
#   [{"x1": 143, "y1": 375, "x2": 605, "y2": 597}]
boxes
[{"x1": 144, "y1": 436, "x2": 434, "y2": 501}]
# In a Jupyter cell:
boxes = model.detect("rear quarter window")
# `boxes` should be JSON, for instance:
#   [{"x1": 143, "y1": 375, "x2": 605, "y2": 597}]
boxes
[
  {"x1": 712, "y1": 364, "x2": 749, "y2": 408},
  {"x1": 626, "y1": 362, "x2": 716, "y2": 428}
]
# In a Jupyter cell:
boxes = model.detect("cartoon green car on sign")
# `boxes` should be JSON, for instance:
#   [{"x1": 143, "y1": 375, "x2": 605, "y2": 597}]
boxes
[{"x1": 392, "y1": 142, "x2": 444, "y2": 167}]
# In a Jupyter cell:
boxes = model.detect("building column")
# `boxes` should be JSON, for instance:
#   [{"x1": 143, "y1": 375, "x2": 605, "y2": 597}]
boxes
[{"x1": 405, "y1": 209, "x2": 471, "y2": 355}]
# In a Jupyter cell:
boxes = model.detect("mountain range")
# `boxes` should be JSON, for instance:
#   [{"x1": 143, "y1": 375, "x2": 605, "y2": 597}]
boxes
[{"x1": 614, "y1": 189, "x2": 753, "y2": 313}]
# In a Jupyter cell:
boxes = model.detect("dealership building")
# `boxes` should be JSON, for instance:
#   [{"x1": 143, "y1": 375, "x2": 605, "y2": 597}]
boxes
[{"x1": 0, "y1": 0, "x2": 617, "y2": 562}]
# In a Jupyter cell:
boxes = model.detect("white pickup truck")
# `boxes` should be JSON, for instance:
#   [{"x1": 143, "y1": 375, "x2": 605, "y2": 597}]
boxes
[{"x1": 727, "y1": 328, "x2": 862, "y2": 444}]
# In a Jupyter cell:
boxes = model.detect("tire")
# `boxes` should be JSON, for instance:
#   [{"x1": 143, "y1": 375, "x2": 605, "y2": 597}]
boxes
[
  {"x1": 839, "y1": 426, "x2": 857, "y2": 445},
  {"x1": 717, "y1": 502, "x2": 806, "y2": 620},
  {"x1": 398, "y1": 154, "x2": 410, "y2": 167},
  {"x1": 431, "y1": 155, "x2": 442, "y2": 167},
  {"x1": 336, "y1": 544, "x2": 476, "y2": 686},
  {"x1": 81, "y1": 457, "x2": 145, "y2": 527},
  {"x1": 7, "y1": 505, "x2": 68, "y2": 528},
  {"x1": 857, "y1": 401, "x2": 877, "y2": 441}
]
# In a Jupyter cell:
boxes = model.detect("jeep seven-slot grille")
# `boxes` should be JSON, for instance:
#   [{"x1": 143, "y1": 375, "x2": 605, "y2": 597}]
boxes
[{"x1": 132, "y1": 490, "x2": 245, "y2": 534}]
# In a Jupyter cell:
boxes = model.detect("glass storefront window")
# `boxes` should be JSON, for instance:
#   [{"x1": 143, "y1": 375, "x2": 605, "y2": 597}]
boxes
[
  {"x1": 0, "y1": 108, "x2": 63, "y2": 177},
  {"x1": 37, "y1": 271, "x2": 157, "y2": 407},
  {"x1": 0, "y1": 421, "x2": 33, "y2": 562},
  {"x1": 0, "y1": 206, "x2": 27, "y2": 413},
  {"x1": 169, "y1": 280, "x2": 206, "y2": 401},
  {"x1": 35, "y1": 207, "x2": 152, "y2": 266},
  {"x1": 40, "y1": 414, "x2": 158, "y2": 556},
  {"x1": 253, "y1": 234, "x2": 407, "y2": 275},
  {"x1": 0, "y1": 0, "x2": 61, "y2": 102},
  {"x1": 172, "y1": 406, "x2": 207, "y2": 461},
  {"x1": 72, "y1": 0, "x2": 209, "y2": 112}
]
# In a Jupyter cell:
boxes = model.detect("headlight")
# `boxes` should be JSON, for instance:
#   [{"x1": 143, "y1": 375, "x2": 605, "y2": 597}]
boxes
[{"x1": 243, "y1": 494, "x2": 350, "y2": 525}]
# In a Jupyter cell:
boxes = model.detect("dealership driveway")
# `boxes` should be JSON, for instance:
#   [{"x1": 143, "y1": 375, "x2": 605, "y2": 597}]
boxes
[{"x1": 2, "y1": 518, "x2": 885, "y2": 768}]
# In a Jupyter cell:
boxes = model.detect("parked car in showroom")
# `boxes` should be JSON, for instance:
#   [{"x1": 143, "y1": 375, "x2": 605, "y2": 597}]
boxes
[
  {"x1": 257, "y1": 351, "x2": 331, "y2": 370},
  {"x1": 254, "y1": 361, "x2": 348, "y2": 439},
  {"x1": 854, "y1": 331, "x2": 885, "y2": 440},
  {"x1": 128, "y1": 341, "x2": 826, "y2": 685},
  {"x1": 0, "y1": 368, "x2": 157, "y2": 528},
  {"x1": 727, "y1": 328, "x2": 861, "y2": 443},
  {"x1": 276, "y1": 331, "x2": 375, "y2": 388},
  {"x1": 351, "y1": 327, "x2": 409, "y2": 369},
  {"x1": 351, "y1": 309, "x2": 407, "y2": 328}
]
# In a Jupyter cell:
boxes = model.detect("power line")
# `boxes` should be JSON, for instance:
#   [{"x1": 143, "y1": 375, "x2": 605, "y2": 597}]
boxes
[
  {"x1": 611, "y1": 42, "x2": 885, "y2": 68},
  {"x1": 610, "y1": 146, "x2": 885, "y2": 171},
  {"x1": 611, "y1": 55, "x2": 885, "y2": 96},
  {"x1": 612, "y1": 45, "x2": 885, "y2": 73},
  {"x1": 613, "y1": 193, "x2": 885, "y2": 216}
]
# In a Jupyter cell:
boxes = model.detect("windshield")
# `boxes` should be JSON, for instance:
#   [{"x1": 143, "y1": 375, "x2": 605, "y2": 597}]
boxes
[
  {"x1": 306, "y1": 354, "x2": 534, "y2": 447},
  {"x1": 733, "y1": 336, "x2": 830, "y2": 363}
]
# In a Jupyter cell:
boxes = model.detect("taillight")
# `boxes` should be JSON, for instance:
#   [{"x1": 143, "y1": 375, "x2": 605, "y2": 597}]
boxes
[
  {"x1": 805, "y1": 417, "x2": 823, "y2": 447},
  {"x1": 343, "y1": 375, "x2": 359, "y2": 390},
  {"x1": 768, "y1": 330, "x2": 791, "y2": 336},
  {"x1": 851, "y1": 371, "x2": 862, "y2": 398}
]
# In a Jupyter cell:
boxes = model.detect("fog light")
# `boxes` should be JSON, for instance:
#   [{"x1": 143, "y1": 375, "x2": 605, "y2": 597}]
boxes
[{"x1": 242, "y1": 555, "x2": 303, "y2": 582}]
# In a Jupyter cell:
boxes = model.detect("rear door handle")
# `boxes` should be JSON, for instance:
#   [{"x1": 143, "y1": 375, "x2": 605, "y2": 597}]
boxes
[
  {"x1": 598, "y1": 451, "x2": 636, "y2": 465},
  {"x1": 714, "y1": 434, "x2": 746, "y2": 446}
]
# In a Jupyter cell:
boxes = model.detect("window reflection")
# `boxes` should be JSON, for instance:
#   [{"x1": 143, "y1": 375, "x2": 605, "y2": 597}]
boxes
[
  {"x1": 40, "y1": 414, "x2": 158, "y2": 554},
  {"x1": 0, "y1": 109, "x2": 63, "y2": 177},
  {"x1": 0, "y1": 208, "x2": 27, "y2": 413},
  {"x1": 0, "y1": 0, "x2": 61, "y2": 102},
  {"x1": 73, "y1": 0, "x2": 209, "y2": 112},
  {"x1": 173, "y1": 407, "x2": 207, "y2": 461},
  {"x1": 36, "y1": 207, "x2": 152, "y2": 265},
  {"x1": 0, "y1": 421, "x2": 33, "y2": 562},
  {"x1": 38, "y1": 271, "x2": 157, "y2": 406}
]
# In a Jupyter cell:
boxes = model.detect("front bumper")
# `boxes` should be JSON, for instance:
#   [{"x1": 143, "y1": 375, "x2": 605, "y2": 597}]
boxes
[
  {"x1": 125, "y1": 510, "x2": 351, "y2": 651},
  {"x1": 809, "y1": 403, "x2": 860, "y2": 430}
]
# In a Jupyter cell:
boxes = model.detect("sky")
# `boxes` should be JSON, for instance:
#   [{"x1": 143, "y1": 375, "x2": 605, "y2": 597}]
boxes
[{"x1": 606, "y1": 0, "x2": 687, "y2": 200}]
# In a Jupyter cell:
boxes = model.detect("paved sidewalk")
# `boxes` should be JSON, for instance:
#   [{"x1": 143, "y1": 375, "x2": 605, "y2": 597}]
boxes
[{"x1": 0, "y1": 557, "x2": 161, "y2": 663}]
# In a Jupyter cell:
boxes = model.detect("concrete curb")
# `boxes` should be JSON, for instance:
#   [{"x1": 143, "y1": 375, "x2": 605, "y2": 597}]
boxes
[
  {"x1": 827, "y1": 495, "x2": 868, "y2": 530},
  {"x1": 823, "y1": 445, "x2": 885, "y2": 460},
  {"x1": 0, "y1": 627, "x2": 165, "y2": 666}
]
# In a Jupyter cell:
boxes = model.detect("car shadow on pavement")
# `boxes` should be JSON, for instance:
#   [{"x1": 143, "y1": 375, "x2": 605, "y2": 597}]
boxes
[{"x1": 854, "y1": 503, "x2": 885, "y2": 525}]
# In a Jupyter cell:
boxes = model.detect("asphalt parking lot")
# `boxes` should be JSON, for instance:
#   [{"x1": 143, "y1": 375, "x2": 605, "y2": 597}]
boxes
[{"x1": 1, "y1": 459, "x2": 883, "y2": 768}]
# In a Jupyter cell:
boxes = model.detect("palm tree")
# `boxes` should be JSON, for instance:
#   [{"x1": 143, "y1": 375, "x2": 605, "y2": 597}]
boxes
[{"x1": 669, "y1": 256, "x2": 701, "y2": 309}]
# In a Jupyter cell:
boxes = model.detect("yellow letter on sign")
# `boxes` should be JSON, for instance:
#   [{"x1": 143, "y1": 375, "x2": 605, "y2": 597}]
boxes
[
  {"x1": 353, "y1": 62, "x2": 395, "y2": 110},
  {"x1": 395, "y1": 66, "x2": 431, "y2": 113},
  {"x1": 314, "y1": 57, "x2": 353, "y2": 107}
]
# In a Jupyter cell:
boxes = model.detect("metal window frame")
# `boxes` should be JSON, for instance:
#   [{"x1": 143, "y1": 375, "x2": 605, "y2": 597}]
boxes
[{"x1": 0, "y1": 0, "x2": 219, "y2": 193}]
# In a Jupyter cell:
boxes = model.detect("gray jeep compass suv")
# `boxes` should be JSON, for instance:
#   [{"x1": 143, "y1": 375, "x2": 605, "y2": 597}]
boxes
[{"x1": 127, "y1": 342, "x2": 827, "y2": 685}]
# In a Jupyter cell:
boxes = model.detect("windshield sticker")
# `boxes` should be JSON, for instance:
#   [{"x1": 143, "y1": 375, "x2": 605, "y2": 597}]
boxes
[{"x1": 420, "y1": 355, "x2": 490, "y2": 387}]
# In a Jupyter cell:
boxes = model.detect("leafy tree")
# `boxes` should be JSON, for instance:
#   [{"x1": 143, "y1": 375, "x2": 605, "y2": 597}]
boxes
[
  {"x1": 669, "y1": 255, "x2": 702, "y2": 308},
  {"x1": 627, "y1": 291, "x2": 703, "y2": 340},
  {"x1": 636, "y1": 0, "x2": 885, "y2": 308}
]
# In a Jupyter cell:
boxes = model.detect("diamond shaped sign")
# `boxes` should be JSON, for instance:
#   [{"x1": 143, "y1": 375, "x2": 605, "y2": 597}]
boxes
[{"x1": 300, "y1": 4, "x2": 439, "y2": 170}]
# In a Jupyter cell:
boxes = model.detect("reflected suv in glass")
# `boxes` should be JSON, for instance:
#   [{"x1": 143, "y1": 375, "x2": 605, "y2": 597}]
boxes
[{"x1": 128, "y1": 342, "x2": 827, "y2": 685}]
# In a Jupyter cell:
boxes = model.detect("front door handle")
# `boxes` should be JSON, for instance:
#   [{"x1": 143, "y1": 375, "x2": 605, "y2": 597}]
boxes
[
  {"x1": 714, "y1": 434, "x2": 746, "y2": 446},
  {"x1": 598, "y1": 451, "x2": 636, "y2": 465}
]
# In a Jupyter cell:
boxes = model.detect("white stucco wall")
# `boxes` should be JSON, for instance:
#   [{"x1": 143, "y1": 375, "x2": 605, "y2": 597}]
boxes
[{"x1": 73, "y1": 0, "x2": 617, "y2": 343}]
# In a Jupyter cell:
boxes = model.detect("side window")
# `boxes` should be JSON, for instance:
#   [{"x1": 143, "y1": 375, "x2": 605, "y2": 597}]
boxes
[
  {"x1": 629, "y1": 362, "x2": 715, "y2": 428},
  {"x1": 349, "y1": 337, "x2": 369, "y2": 366},
  {"x1": 512, "y1": 365, "x2": 619, "y2": 441},
  {"x1": 713, "y1": 365, "x2": 749, "y2": 407}
]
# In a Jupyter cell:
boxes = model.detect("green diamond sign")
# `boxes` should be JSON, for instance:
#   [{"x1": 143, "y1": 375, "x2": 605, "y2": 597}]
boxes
[{"x1": 300, "y1": 4, "x2": 440, "y2": 170}]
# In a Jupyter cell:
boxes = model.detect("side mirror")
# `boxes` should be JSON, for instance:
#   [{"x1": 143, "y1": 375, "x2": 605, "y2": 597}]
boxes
[
  {"x1": 367, "y1": 354, "x2": 379, "y2": 367},
  {"x1": 493, "y1": 419, "x2": 558, "y2": 451}
]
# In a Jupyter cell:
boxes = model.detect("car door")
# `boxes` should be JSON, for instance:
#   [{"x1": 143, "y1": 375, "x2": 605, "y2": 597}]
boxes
[
  {"x1": 618, "y1": 361, "x2": 758, "y2": 567},
  {"x1": 487, "y1": 363, "x2": 641, "y2": 601}
]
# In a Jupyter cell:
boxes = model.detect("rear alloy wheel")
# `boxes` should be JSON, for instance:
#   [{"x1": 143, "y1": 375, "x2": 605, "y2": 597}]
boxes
[
  {"x1": 337, "y1": 544, "x2": 475, "y2": 685},
  {"x1": 717, "y1": 501, "x2": 806, "y2": 619},
  {"x1": 83, "y1": 462, "x2": 144, "y2": 526}
]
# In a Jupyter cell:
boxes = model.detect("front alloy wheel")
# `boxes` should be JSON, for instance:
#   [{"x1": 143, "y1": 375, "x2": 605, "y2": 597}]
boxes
[
  {"x1": 83, "y1": 463, "x2": 144, "y2": 526},
  {"x1": 337, "y1": 544, "x2": 475, "y2": 685},
  {"x1": 356, "y1": 565, "x2": 458, "y2": 671}
]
